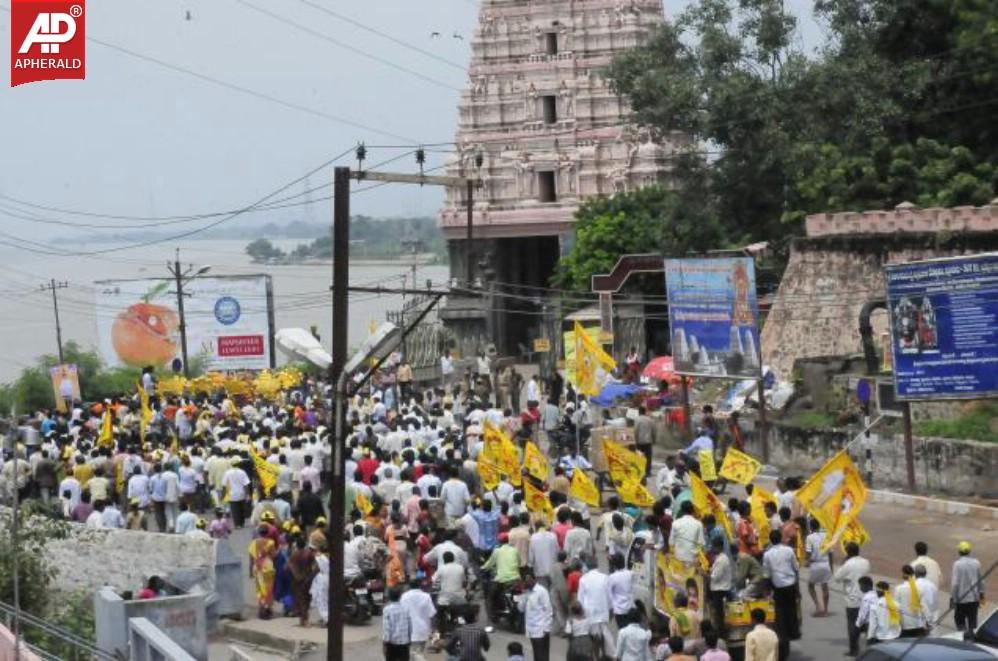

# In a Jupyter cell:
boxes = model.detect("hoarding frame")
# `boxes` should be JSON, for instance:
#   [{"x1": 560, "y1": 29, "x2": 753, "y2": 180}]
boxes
[
  {"x1": 94, "y1": 274, "x2": 276, "y2": 372},
  {"x1": 885, "y1": 252, "x2": 998, "y2": 401}
]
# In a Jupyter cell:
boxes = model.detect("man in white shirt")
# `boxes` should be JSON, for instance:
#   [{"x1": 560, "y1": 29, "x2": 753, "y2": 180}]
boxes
[
  {"x1": 668, "y1": 501, "x2": 705, "y2": 564},
  {"x1": 528, "y1": 524, "x2": 560, "y2": 586},
  {"x1": 913, "y1": 565, "x2": 938, "y2": 630},
  {"x1": 85, "y1": 505, "x2": 105, "y2": 529},
  {"x1": 440, "y1": 469, "x2": 471, "y2": 522},
  {"x1": 708, "y1": 536, "x2": 733, "y2": 628},
  {"x1": 577, "y1": 559, "x2": 615, "y2": 658},
  {"x1": 298, "y1": 455, "x2": 322, "y2": 495},
  {"x1": 833, "y1": 542, "x2": 871, "y2": 656},
  {"x1": 517, "y1": 569, "x2": 552, "y2": 661},
  {"x1": 175, "y1": 502, "x2": 198, "y2": 535},
  {"x1": 894, "y1": 565, "x2": 929, "y2": 637},
  {"x1": 377, "y1": 466, "x2": 401, "y2": 504},
  {"x1": 909, "y1": 541, "x2": 942, "y2": 589},
  {"x1": 615, "y1": 610, "x2": 652, "y2": 661},
  {"x1": 343, "y1": 524, "x2": 365, "y2": 582},
  {"x1": 416, "y1": 466, "x2": 441, "y2": 499},
  {"x1": 424, "y1": 532, "x2": 470, "y2": 571},
  {"x1": 762, "y1": 530, "x2": 799, "y2": 661},
  {"x1": 58, "y1": 474, "x2": 82, "y2": 513},
  {"x1": 162, "y1": 467, "x2": 180, "y2": 531},
  {"x1": 399, "y1": 579, "x2": 436, "y2": 661},
  {"x1": 655, "y1": 456, "x2": 678, "y2": 498},
  {"x1": 867, "y1": 581, "x2": 901, "y2": 644},
  {"x1": 221, "y1": 459, "x2": 251, "y2": 528},
  {"x1": 101, "y1": 501, "x2": 125, "y2": 529},
  {"x1": 432, "y1": 551, "x2": 467, "y2": 605},
  {"x1": 126, "y1": 467, "x2": 150, "y2": 509},
  {"x1": 606, "y1": 554, "x2": 635, "y2": 628}
]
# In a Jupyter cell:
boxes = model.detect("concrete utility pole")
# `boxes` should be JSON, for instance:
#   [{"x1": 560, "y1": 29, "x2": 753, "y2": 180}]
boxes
[
  {"x1": 325, "y1": 163, "x2": 480, "y2": 661},
  {"x1": 40, "y1": 279, "x2": 68, "y2": 363},
  {"x1": 167, "y1": 249, "x2": 210, "y2": 377},
  {"x1": 326, "y1": 166, "x2": 351, "y2": 661}
]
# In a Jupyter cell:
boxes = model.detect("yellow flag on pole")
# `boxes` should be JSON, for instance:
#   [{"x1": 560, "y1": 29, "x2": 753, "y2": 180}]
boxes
[
  {"x1": 749, "y1": 485, "x2": 778, "y2": 543},
  {"x1": 824, "y1": 516, "x2": 871, "y2": 554},
  {"x1": 523, "y1": 480, "x2": 552, "y2": 518},
  {"x1": 98, "y1": 410, "x2": 114, "y2": 448},
  {"x1": 251, "y1": 448, "x2": 279, "y2": 496},
  {"x1": 719, "y1": 447, "x2": 762, "y2": 485},
  {"x1": 690, "y1": 472, "x2": 734, "y2": 541},
  {"x1": 698, "y1": 449, "x2": 717, "y2": 481},
  {"x1": 603, "y1": 439, "x2": 646, "y2": 485},
  {"x1": 569, "y1": 469, "x2": 601, "y2": 507},
  {"x1": 477, "y1": 456, "x2": 501, "y2": 492},
  {"x1": 796, "y1": 451, "x2": 868, "y2": 547},
  {"x1": 484, "y1": 422, "x2": 521, "y2": 486},
  {"x1": 523, "y1": 441, "x2": 548, "y2": 482},
  {"x1": 573, "y1": 321, "x2": 616, "y2": 396},
  {"x1": 616, "y1": 479, "x2": 655, "y2": 508}
]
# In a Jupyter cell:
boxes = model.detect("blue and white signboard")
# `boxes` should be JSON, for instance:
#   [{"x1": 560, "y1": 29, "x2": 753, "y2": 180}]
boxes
[
  {"x1": 885, "y1": 253, "x2": 998, "y2": 400},
  {"x1": 665, "y1": 257, "x2": 761, "y2": 378}
]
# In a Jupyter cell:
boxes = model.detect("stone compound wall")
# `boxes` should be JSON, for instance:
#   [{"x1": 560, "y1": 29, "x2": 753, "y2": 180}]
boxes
[
  {"x1": 748, "y1": 423, "x2": 998, "y2": 499},
  {"x1": 761, "y1": 202, "x2": 998, "y2": 380},
  {"x1": 1, "y1": 514, "x2": 217, "y2": 597}
]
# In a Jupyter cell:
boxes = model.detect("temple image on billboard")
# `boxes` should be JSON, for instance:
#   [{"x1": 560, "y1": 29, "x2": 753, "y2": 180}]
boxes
[{"x1": 893, "y1": 296, "x2": 939, "y2": 355}]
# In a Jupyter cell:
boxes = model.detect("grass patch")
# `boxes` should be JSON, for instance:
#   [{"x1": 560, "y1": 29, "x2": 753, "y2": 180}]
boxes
[
  {"x1": 915, "y1": 401, "x2": 998, "y2": 444},
  {"x1": 784, "y1": 410, "x2": 837, "y2": 429}
]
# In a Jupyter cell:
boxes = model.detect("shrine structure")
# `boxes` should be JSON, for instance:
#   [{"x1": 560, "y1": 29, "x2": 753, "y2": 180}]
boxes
[{"x1": 438, "y1": 0, "x2": 690, "y2": 357}]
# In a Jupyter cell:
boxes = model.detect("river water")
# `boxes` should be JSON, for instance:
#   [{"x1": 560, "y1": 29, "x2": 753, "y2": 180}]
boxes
[{"x1": 0, "y1": 239, "x2": 449, "y2": 383}]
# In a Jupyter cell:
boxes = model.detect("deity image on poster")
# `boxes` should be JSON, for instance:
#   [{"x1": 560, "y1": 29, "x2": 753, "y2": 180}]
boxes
[{"x1": 893, "y1": 296, "x2": 939, "y2": 355}]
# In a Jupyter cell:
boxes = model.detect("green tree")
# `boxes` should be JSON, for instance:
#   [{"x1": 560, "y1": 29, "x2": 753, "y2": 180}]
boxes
[
  {"x1": 245, "y1": 238, "x2": 285, "y2": 263},
  {"x1": 556, "y1": 174, "x2": 721, "y2": 291}
]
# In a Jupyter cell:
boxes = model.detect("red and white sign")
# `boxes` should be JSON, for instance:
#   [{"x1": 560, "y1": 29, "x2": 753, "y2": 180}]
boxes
[
  {"x1": 218, "y1": 335, "x2": 265, "y2": 358},
  {"x1": 10, "y1": 0, "x2": 86, "y2": 87}
]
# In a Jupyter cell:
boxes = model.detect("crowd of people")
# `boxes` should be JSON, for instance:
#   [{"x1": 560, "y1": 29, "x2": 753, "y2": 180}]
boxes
[{"x1": 0, "y1": 358, "x2": 988, "y2": 661}]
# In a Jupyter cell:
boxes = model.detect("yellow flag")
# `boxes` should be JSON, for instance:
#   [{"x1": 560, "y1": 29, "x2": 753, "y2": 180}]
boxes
[
  {"x1": 484, "y1": 422, "x2": 521, "y2": 486},
  {"x1": 795, "y1": 526, "x2": 806, "y2": 564},
  {"x1": 698, "y1": 449, "x2": 717, "y2": 481},
  {"x1": 523, "y1": 480, "x2": 552, "y2": 518},
  {"x1": 719, "y1": 447, "x2": 762, "y2": 485},
  {"x1": 616, "y1": 479, "x2": 655, "y2": 508},
  {"x1": 169, "y1": 429, "x2": 180, "y2": 456},
  {"x1": 603, "y1": 439, "x2": 646, "y2": 485},
  {"x1": 573, "y1": 321, "x2": 615, "y2": 396},
  {"x1": 478, "y1": 456, "x2": 501, "y2": 492},
  {"x1": 523, "y1": 442, "x2": 548, "y2": 482},
  {"x1": 825, "y1": 517, "x2": 871, "y2": 554},
  {"x1": 796, "y1": 451, "x2": 868, "y2": 545},
  {"x1": 115, "y1": 460, "x2": 125, "y2": 496},
  {"x1": 749, "y1": 485, "x2": 778, "y2": 543},
  {"x1": 356, "y1": 490, "x2": 374, "y2": 516},
  {"x1": 98, "y1": 410, "x2": 114, "y2": 447},
  {"x1": 251, "y1": 448, "x2": 279, "y2": 496},
  {"x1": 569, "y1": 469, "x2": 601, "y2": 507},
  {"x1": 689, "y1": 472, "x2": 734, "y2": 541}
]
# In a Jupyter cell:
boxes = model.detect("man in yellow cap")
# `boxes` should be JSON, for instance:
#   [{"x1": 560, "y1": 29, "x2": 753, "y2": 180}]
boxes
[{"x1": 951, "y1": 541, "x2": 984, "y2": 634}]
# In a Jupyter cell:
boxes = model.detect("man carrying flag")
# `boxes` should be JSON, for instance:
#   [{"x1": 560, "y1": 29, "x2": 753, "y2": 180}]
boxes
[{"x1": 795, "y1": 451, "x2": 868, "y2": 552}]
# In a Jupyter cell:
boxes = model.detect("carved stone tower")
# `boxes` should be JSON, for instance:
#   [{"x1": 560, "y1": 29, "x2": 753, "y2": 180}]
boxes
[{"x1": 439, "y1": 0, "x2": 688, "y2": 358}]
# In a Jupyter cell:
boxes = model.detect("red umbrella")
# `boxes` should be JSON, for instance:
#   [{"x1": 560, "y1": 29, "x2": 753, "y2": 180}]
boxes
[{"x1": 642, "y1": 356, "x2": 677, "y2": 382}]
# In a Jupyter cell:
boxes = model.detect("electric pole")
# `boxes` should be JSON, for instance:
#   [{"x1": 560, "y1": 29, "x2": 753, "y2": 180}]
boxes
[
  {"x1": 167, "y1": 249, "x2": 211, "y2": 377},
  {"x1": 40, "y1": 279, "x2": 68, "y2": 363}
]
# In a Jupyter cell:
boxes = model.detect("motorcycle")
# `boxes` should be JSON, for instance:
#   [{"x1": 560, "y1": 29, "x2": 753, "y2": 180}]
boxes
[
  {"x1": 344, "y1": 576, "x2": 372, "y2": 625},
  {"x1": 482, "y1": 575, "x2": 524, "y2": 634},
  {"x1": 431, "y1": 589, "x2": 479, "y2": 636}
]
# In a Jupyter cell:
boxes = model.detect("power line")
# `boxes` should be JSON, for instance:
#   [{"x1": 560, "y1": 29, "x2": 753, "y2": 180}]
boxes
[
  {"x1": 0, "y1": 5, "x2": 419, "y2": 144},
  {"x1": 292, "y1": 0, "x2": 467, "y2": 72},
  {"x1": 234, "y1": 0, "x2": 462, "y2": 92}
]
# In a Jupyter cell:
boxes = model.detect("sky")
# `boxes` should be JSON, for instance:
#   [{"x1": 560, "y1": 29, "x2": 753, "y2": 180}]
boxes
[{"x1": 0, "y1": 0, "x2": 823, "y2": 241}]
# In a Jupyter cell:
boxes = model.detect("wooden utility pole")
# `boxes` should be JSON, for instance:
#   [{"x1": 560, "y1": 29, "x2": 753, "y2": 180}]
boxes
[{"x1": 40, "y1": 279, "x2": 68, "y2": 363}]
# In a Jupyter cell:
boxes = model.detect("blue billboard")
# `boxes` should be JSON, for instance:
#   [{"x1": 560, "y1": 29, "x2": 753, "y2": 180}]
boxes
[
  {"x1": 664, "y1": 257, "x2": 761, "y2": 378},
  {"x1": 886, "y1": 253, "x2": 998, "y2": 400}
]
